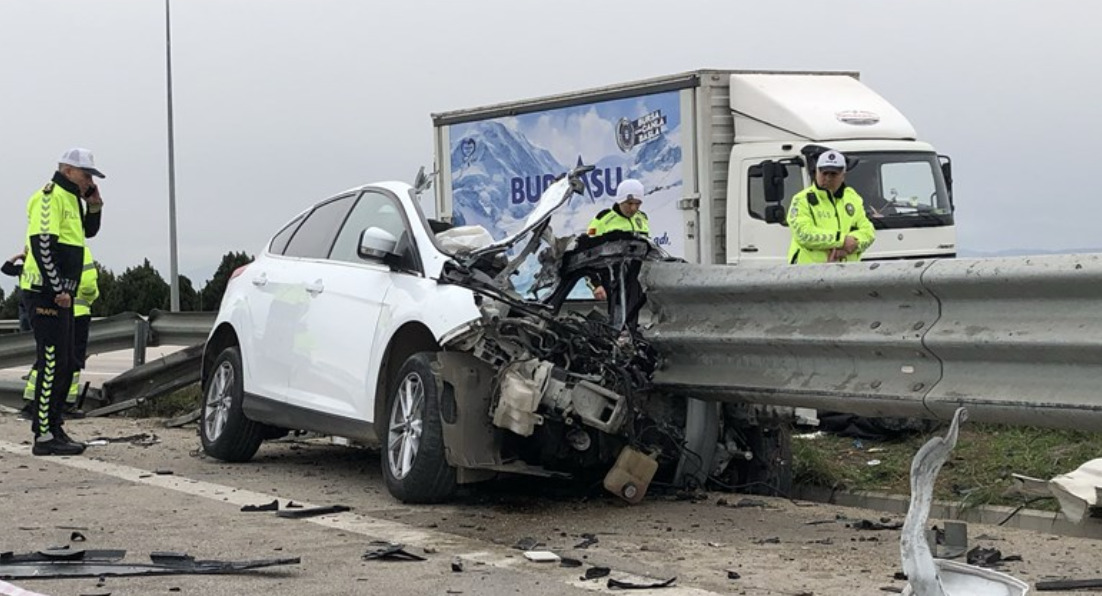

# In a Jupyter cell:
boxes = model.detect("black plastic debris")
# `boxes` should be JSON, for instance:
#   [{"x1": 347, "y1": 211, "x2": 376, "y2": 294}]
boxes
[
  {"x1": 361, "y1": 542, "x2": 426, "y2": 562},
  {"x1": 285, "y1": 501, "x2": 303, "y2": 509},
  {"x1": 752, "y1": 537, "x2": 780, "y2": 545},
  {"x1": 1036, "y1": 578, "x2": 1102, "y2": 591},
  {"x1": 513, "y1": 537, "x2": 541, "y2": 551},
  {"x1": 0, "y1": 551, "x2": 300, "y2": 579},
  {"x1": 70, "y1": 532, "x2": 87, "y2": 542},
  {"x1": 573, "y1": 533, "x2": 598, "y2": 549},
  {"x1": 153, "y1": 469, "x2": 174, "y2": 476},
  {"x1": 966, "y1": 546, "x2": 1020, "y2": 568},
  {"x1": 0, "y1": 548, "x2": 125, "y2": 563},
  {"x1": 726, "y1": 570, "x2": 741, "y2": 580},
  {"x1": 450, "y1": 557, "x2": 464, "y2": 572},
  {"x1": 276, "y1": 505, "x2": 350, "y2": 519},
  {"x1": 560, "y1": 557, "x2": 583, "y2": 568},
  {"x1": 584, "y1": 566, "x2": 611, "y2": 580},
  {"x1": 607, "y1": 576, "x2": 677, "y2": 589},
  {"x1": 240, "y1": 500, "x2": 279, "y2": 512},
  {"x1": 718, "y1": 498, "x2": 767, "y2": 509},
  {"x1": 850, "y1": 519, "x2": 903, "y2": 531}
]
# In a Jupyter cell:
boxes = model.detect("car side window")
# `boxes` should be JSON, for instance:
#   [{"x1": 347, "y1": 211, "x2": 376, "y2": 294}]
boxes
[
  {"x1": 330, "y1": 191, "x2": 411, "y2": 264},
  {"x1": 282, "y1": 195, "x2": 356, "y2": 259},
  {"x1": 268, "y1": 214, "x2": 304, "y2": 255}
]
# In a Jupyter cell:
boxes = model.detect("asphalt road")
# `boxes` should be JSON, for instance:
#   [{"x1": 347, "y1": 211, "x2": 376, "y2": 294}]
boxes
[{"x1": 1, "y1": 413, "x2": 1100, "y2": 596}]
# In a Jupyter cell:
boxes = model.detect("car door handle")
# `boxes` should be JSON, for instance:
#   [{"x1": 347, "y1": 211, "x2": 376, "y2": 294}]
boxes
[
  {"x1": 741, "y1": 246, "x2": 759, "y2": 253},
  {"x1": 305, "y1": 280, "x2": 325, "y2": 295},
  {"x1": 251, "y1": 273, "x2": 268, "y2": 287}
]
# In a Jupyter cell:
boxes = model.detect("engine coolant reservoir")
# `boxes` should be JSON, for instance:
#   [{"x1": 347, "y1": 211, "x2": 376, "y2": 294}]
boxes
[{"x1": 603, "y1": 446, "x2": 659, "y2": 504}]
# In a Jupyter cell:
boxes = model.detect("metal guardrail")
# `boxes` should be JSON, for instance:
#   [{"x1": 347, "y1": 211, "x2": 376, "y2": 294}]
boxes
[
  {"x1": 147, "y1": 309, "x2": 217, "y2": 347},
  {"x1": 0, "y1": 312, "x2": 145, "y2": 370},
  {"x1": 0, "y1": 310, "x2": 214, "y2": 411},
  {"x1": 641, "y1": 253, "x2": 1102, "y2": 432}
]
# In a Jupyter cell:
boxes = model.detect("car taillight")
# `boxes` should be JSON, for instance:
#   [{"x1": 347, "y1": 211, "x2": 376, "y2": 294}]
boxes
[{"x1": 230, "y1": 264, "x2": 249, "y2": 280}]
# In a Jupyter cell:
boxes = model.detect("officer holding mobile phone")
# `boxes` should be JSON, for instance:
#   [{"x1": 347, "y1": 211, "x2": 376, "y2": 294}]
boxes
[{"x1": 18, "y1": 148, "x2": 105, "y2": 455}]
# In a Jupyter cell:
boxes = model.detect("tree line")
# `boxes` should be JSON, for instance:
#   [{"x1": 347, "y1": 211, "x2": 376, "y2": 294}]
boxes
[{"x1": 0, "y1": 251, "x2": 254, "y2": 318}]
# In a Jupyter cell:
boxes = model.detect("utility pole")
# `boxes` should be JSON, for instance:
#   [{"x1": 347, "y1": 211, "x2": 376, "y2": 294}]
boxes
[{"x1": 165, "y1": 0, "x2": 180, "y2": 311}]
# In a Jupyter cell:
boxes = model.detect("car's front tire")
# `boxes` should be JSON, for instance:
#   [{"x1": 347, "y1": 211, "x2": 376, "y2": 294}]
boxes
[
  {"x1": 382, "y1": 352, "x2": 456, "y2": 503},
  {"x1": 200, "y1": 346, "x2": 264, "y2": 462}
]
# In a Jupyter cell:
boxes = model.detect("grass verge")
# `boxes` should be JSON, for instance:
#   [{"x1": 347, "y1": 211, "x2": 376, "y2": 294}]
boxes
[{"x1": 792, "y1": 423, "x2": 1102, "y2": 512}]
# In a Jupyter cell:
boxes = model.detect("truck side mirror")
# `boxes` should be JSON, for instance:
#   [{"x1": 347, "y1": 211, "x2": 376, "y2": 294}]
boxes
[
  {"x1": 760, "y1": 160, "x2": 787, "y2": 204},
  {"x1": 764, "y1": 204, "x2": 787, "y2": 225},
  {"x1": 938, "y1": 155, "x2": 954, "y2": 211}
]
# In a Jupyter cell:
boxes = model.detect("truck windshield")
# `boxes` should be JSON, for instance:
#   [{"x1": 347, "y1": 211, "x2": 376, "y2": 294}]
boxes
[{"x1": 846, "y1": 152, "x2": 953, "y2": 229}]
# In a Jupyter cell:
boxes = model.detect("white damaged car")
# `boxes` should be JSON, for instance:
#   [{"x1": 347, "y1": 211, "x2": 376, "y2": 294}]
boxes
[{"x1": 200, "y1": 166, "x2": 791, "y2": 503}]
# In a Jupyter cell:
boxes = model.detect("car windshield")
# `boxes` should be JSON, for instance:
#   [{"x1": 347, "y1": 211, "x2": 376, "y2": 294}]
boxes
[{"x1": 845, "y1": 152, "x2": 953, "y2": 229}]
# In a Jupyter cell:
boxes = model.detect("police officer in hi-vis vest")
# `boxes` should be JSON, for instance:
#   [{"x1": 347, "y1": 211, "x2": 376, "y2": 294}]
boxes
[
  {"x1": 19, "y1": 148, "x2": 104, "y2": 456},
  {"x1": 786, "y1": 150, "x2": 875, "y2": 265},
  {"x1": 585, "y1": 178, "x2": 650, "y2": 331}
]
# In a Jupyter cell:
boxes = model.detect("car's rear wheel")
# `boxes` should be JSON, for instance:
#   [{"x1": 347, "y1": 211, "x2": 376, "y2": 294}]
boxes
[
  {"x1": 382, "y1": 352, "x2": 456, "y2": 503},
  {"x1": 200, "y1": 346, "x2": 264, "y2": 462}
]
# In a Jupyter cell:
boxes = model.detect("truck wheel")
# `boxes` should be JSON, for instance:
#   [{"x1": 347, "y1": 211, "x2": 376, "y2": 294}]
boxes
[
  {"x1": 382, "y1": 352, "x2": 456, "y2": 503},
  {"x1": 200, "y1": 346, "x2": 264, "y2": 462},
  {"x1": 735, "y1": 423, "x2": 793, "y2": 497}
]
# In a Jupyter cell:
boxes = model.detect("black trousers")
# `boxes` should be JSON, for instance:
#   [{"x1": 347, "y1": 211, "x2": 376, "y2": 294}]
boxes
[{"x1": 27, "y1": 291, "x2": 77, "y2": 438}]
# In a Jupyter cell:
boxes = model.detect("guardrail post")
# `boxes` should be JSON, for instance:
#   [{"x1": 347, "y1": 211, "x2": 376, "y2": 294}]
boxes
[{"x1": 134, "y1": 319, "x2": 149, "y2": 367}]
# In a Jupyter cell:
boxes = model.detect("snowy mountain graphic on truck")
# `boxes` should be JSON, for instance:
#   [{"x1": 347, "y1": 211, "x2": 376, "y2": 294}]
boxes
[{"x1": 447, "y1": 90, "x2": 684, "y2": 293}]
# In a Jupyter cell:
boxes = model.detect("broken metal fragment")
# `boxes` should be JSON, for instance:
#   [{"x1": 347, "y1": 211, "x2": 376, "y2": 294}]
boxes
[
  {"x1": 275, "y1": 505, "x2": 350, "y2": 518},
  {"x1": 513, "y1": 537, "x2": 540, "y2": 551},
  {"x1": 573, "y1": 533, "x2": 598, "y2": 549},
  {"x1": 240, "y1": 500, "x2": 279, "y2": 512},
  {"x1": 361, "y1": 543, "x2": 426, "y2": 562},
  {"x1": 607, "y1": 576, "x2": 677, "y2": 589}
]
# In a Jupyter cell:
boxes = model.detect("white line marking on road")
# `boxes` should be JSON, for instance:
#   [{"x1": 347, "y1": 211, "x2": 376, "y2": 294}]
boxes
[{"x1": 0, "y1": 441, "x2": 723, "y2": 596}]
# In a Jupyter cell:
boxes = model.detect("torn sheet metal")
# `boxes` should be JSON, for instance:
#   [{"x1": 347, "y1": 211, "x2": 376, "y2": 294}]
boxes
[
  {"x1": 1049, "y1": 457, "x2": 1102, "y2": 524},
  {"x1": 900, "y1": 408, "x2": 1029, "y2": 595}
]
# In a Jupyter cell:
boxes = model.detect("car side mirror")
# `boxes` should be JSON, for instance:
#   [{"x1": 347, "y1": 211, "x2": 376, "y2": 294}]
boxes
[
  {"x1": 358, "y1": 227, "x2": 399, "y2": 260},
  {"x1": 760, "y1": 160, "x2": 786, "y2": 205},
  {"x1": 764, "y1": 204, "x2": 787, "y2": 225}
]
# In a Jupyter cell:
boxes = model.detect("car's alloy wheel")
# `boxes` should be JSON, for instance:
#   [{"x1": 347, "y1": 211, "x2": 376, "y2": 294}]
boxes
[
  {"x1": 199, "y1": 346, "x2": 264, "y2": 462},
  {"x1": 387, "y1": 371, "x2": 425, "y2": 480},
  {"x1": 204, "y1": 359, "x2": 235, "y2": 442},
  {"x1": 381, "y1": 352, "x2": 456, "y2": 503}
]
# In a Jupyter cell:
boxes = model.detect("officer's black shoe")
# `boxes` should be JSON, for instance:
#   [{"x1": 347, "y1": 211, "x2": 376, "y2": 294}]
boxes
[
  {"x1": 53, "y1": 426, "x2": 83, "y2": 447},
  {"x1": 32, "y1": 436, "x2": 86, "y2": 456}
]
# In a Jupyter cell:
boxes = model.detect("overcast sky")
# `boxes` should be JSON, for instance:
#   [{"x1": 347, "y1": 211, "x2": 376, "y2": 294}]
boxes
[{"x1": 2, "y1": 0, "x2": 1099, "y2": 288}]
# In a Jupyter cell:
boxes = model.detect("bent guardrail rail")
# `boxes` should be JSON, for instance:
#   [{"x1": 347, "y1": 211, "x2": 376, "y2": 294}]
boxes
[{"x1": 641, "y1": 253, "x2": 1102, "y2": 432}]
